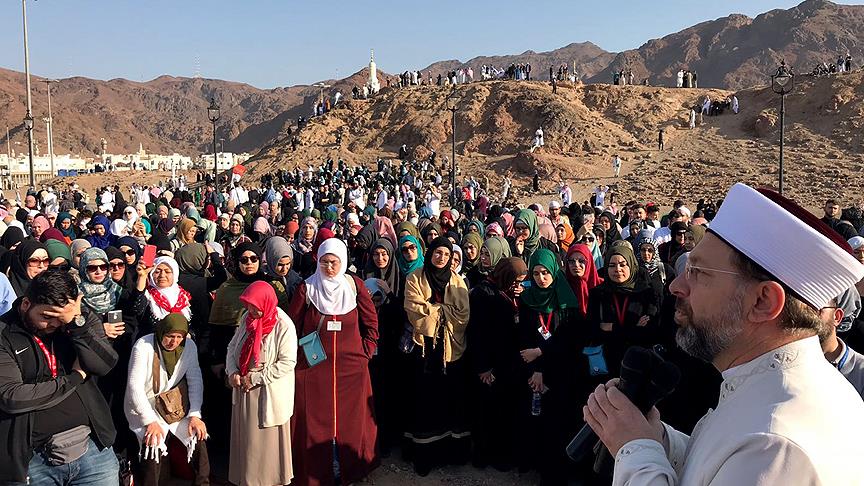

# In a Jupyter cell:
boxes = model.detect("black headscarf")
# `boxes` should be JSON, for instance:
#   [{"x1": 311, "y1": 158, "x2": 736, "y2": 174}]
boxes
[
  {"x1": 0, "y1": 227, "x2": 26, "y2": 274},
  {"x1": 600, "y1": 211, "x2": 622, "y2": 243},
  {"x1": 9, "y1": 240, "x2": 46, "y2": 296},
  {"x1": 231, "y1": 241, "x2": 267, "y2": 283},
  {"x1": 115, "y1": 236, "x2": 141, "y2": 266},
  {"x1": 104, "y1": 245, "x2": 134, "y2": 288},
  {"x1": 424, "y1": 236, "x2": 453, "y2": 298},
  {"x1": 148, "y1": 234, "x2": 173, "y2": 254},
  {"x1": 15, "y1": 208, "x2": 28, "y2": 226},
  {"x1": 363, "y1": 237, "x2": 400, "y2": 297}
]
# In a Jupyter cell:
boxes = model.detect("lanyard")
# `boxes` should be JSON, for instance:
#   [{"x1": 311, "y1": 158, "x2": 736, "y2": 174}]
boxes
[
  {"x1": 538, "y1": 313, "x2": 553, "y2": 335},
  {"x1": 612, "y1": 295, "x2": 630, "y2": 326},
  {"x1": 837, "y1": 343, "x2": 851, "y2": 370},
  {"x1": 31, "y1": 336, "x2": 57, "y2": 378}
]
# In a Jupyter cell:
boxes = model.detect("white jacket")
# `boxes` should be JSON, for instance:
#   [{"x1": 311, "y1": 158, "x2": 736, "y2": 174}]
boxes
[
  {"x1": 613, "y1": 336, "x2": 864, "y2": 485},
  {"x1": 225, "y1": 307, "x2": 298, "y2": 428},
  {"x1": 124, "y1": 335, "x2": 204, "y2": 457}
]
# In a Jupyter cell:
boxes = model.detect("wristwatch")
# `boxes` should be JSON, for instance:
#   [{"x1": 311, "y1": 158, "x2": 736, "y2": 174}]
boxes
[{"x1": 73, "y1": 315, "x2": 86, "y2": 327}]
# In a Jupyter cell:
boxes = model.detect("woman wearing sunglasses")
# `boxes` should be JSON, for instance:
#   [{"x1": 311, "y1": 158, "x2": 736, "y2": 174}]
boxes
[{"x1": 7, "y1": 240, "x2": 50, "y2": 296}]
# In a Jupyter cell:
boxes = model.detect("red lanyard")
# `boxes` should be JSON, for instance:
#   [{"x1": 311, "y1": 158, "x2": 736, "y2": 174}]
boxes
[
  {"x1": 538, "y1": 313, "x2": 553, "y2": 335},
  {"x1": 31, "y1": 336, "x2": 57, "y2": 378},
  {"x1": 612, "y1": 295, "x2": 630, "y2": 326}
]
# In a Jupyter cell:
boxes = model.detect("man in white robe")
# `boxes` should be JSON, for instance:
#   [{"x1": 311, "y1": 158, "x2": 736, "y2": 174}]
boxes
[{"x1": 584, "y1": 183, "x2": 864, "y2": 486}]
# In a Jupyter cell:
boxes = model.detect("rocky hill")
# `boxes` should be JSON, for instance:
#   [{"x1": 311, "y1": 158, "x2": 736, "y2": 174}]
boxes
[
  {"x1": 246, "y1": 69, "x2": 864, "y2": 208},
  {"x1": 588, "y1": 0, "x2": 864, "y2": 89}
]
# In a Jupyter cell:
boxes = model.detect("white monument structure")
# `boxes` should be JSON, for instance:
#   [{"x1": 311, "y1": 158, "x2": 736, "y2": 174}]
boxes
[{"x1": 367, "y1": 49, "x2": 380, "y2": 94}]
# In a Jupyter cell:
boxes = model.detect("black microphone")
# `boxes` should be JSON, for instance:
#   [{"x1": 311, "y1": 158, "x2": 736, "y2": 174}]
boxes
[{"x1": 566, "y1": 346, "x2": 680, "y2": 463}]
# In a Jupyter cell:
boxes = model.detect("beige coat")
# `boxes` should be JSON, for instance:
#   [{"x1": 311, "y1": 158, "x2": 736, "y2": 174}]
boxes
[
  {"x1": 225, "y1": 307, "x2": 298, "y2": 427},
  {"x1": 404, "y1": 269, "x2": 470, "y2": 363}
]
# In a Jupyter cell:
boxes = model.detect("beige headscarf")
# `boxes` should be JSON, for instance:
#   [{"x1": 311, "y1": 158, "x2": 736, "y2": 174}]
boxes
[{"x1": 403, "y1": 269, "x2": 470, "y2": 364}]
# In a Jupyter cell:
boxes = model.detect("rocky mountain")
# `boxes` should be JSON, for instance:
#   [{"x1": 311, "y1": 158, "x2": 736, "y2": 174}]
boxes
[{"x1": 588, "y1": 0, "x2": 864, "y2": 88}]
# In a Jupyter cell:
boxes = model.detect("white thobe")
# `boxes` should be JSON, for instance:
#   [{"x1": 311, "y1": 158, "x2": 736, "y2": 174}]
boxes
[{"x1": 613, "y1": 336, "x2": 864, "y2": 485}]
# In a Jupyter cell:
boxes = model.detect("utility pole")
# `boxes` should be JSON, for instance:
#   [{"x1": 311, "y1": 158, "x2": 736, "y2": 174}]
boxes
[
  {"x1": 44, "y1": 79, "x2": 57, "y2": 176},
  {"x1": 21, "y1": 0, "x2": 35, "y2": 188},
  {"x1": 5, "y1": 126, "x2": 10, "y2": 159}
]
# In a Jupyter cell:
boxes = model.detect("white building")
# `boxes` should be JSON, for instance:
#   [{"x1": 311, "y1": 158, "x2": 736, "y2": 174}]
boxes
[
  {"x1": 367, "y1": 49, "x2": 381, "y2": 94},
  {"x1": 199, "y1": 152, "x2": 251, "y2": 172}
]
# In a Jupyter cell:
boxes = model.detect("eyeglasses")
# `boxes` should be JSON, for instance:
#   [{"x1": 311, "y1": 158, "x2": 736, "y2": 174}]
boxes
[
  {"x1": 684, "y1": 261, "x2": 740, "y2": 281},
  {"x1": 28, "y1": 257, "x2": 50, "y2": 267},
  {"x1": 239, "y1": 256, "x2": 259, "y2": 264},
  {"x1": 319, "y1": 260, "x2": 340, "y2": 267},
  {"x1": 86, "y1": 264, "x2": 109, "y2": 273},
  {"x1": 401, "y1": 245, "x2": 417, "y2": 253},
  {"x1": 122, "y1": 249, "x2": 137, "y2": 257},
  {"x1": 109, "y1": 262, "x2": 125, "y2": 270}
]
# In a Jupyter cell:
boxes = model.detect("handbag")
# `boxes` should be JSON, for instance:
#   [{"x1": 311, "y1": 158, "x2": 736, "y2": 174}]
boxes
[
  {"x1": 583, "y1": 345, "x2": 609, "y2": 376},
  {"x1": 299, "y1": 315, "x2": 328, "y2": 368},
  {"x1": 152, "y1": 343, "x2": 190, "y2": 424}
]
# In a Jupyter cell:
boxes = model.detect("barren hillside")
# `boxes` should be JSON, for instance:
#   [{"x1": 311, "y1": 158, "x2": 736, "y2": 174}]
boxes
[{"x1": 247, "y1": 70, "x2": 864, "y2": 208}]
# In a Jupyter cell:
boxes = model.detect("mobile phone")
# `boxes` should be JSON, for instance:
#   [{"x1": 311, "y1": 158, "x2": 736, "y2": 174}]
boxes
[
  {"x1": 520, "y1": 280, "x2": 532, "y2": 288},
  {"x1": 106, "y1": 310, "x2": 123, "y2": 323},
  {"x1": 141, "y1": 245, "x2": 157, "y2": 267}
]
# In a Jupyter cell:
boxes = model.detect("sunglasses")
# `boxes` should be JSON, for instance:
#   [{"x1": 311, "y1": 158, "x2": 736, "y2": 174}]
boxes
[
  {"x1": 86, "y1": 264, "x2": 109, "y2": 273},
  {"x1": 49, "y1": 263, "x2": 70, "y2": 272},
  {"x1": 239, "y1": 256, "x2": 259, "y2": 264},
  {"x1": 109, "y1": 262, "x2": 125, "y2": 270},
  {"x1": 28, "y1": 257, "x2": 50, "y2": 267},
  {"x1": 122, "y1": 249, "x2": 137, "y2": 257},
  {"x1": 582, "y1": 237, "x2": 595, "y2": 243},
  {"x1": 401, "y1": 244, "x2": 417, "y2": 253}
]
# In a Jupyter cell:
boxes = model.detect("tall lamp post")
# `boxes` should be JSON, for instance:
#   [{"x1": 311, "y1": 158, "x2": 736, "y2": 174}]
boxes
[
  {"x1": 21, "y1": 0, "x2": 35, "y2": 188},
  {"x1": 23, "y1": 112, "x2": 34, "y2": 187},
  {"x1": 207, "y1": 97, "x2": 220, "y2": 196},
  {"x1": 771, "y1": 62, "x2": 794, "y2": 195},
  {"x1": 445, "y1": 88, "x2": 458, "y2": 208},
  {"x1": 44, "y1": 79, "x2": 57, "y2": 177}
]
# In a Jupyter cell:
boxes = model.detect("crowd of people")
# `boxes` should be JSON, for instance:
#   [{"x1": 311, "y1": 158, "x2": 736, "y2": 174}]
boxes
[{"x1": 1, "y1": 152, "x2": 864, "y2": 486}]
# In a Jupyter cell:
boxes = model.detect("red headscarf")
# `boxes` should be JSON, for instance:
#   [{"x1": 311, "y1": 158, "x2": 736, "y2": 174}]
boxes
[
  {"x1": 238, "y1": 281, "x2": 279, "y2": 375},
  {"x1": 440, "y1": 210, "x2": 455, "y2": 231},
  {"x1": 565, "y1": 244, "x2": 603, "y2": 316},
  {"x1": 311, "y1": 227, "x2": 335, "y2": 259},
  {"x1": 285, "y1": 221, "x2": 300, "y2": 239},
  {"x1": 202, "y1": 203, "x2": 218, "y2": 222}
]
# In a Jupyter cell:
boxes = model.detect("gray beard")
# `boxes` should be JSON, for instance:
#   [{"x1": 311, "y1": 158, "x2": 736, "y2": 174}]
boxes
[{"x1": 675, "y1": 293, "x2": 744, "y2": 363}]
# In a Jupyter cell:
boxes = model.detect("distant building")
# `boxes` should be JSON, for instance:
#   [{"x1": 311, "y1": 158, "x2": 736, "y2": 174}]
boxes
[
  {"x1": 367, "y1": 49, "x2": 381, "y2": 94},
  {"x1": 199, "y1": 152, "x2": 251, "y2": 172}
]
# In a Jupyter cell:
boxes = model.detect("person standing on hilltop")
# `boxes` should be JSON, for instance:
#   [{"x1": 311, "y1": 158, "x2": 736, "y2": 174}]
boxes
[
  {"x1": 533, "y1": 170, "x2": 540, "y2": 193},
  {"x1": 612, "y1": 155, "x2": 622, "y2": 178},
  {"x1": 531, "y1": 127, "x2": 545, "y2": 153},
  {"x1": 658, "y1": 129, "x2": 665, "y2": 151}
]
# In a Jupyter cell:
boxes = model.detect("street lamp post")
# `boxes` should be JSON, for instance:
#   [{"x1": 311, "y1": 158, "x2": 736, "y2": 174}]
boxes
[
  {"x1": 207, "y1": 97, "x2": 220, "y2": 197},
  {"x1": 445, "y1": 88, "x2": 458, "y2": 208},
  {"x1": 771, "y1": 62, "x2": 794, "y2": 196},
  {"x1": 23, "y1": 112, "x2": 34, "y2": 187},
  {"x1": 21, "y1": 0, "x2": 35, "y2": 188},
  {"x1": 44, "y1": 79, "x2": 57, "y2": 177}
]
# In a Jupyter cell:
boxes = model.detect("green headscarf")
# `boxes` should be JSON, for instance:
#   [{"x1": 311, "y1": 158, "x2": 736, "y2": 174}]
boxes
[
  {"x1": 461, "y1": 232, "x2": 483, "y2": 272},
  {"x1": 45, "y1": 239, "x2": 72, "y2": 263},
  {"x1": 481, "y1": 235, "x2": 511, "y2": 273},
  {"x1": 515, "y1": 208, "x2": 540, "y2": 253},
  {"x1": 396, "y1": 235, "x2": 424, "y2": 276},
  {"x1": 395, "y1": 221, "x2": 424, "y2": 251},
  {"x1": 604, "y1": 244, "x2": 639, "y2": 290},
  {"x1": 520, "y1": 248, "x2": 579, "y2": 314},
  {"x1": 155, "y1": 313, "x2": 188, "y2": 377},
  {"x1": 466, "y1": 220, "x2": 485, "y2": 239}
]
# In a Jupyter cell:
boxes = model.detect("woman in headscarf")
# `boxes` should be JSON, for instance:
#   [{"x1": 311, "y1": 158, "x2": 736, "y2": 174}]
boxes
[
  {"x1": 403, "y1": 236, "x2": 471, "y2": 476},
  {"x1": 396, "y1": 234, "x2": 424, "y2": 278},
  {"x1": 635, "y1": 230, "x2": 675, "y2": 299},
  {"x1": 45, "y1": 239, "x2": 72, "y2": 271},
  {"x1": 373, "y1": 215, "x2": 398, "y2": 248},
  {"x1": 509, "y1": 209, "x2": 559, "y2": 268},
  {"x1": 39, "y1": 228, "x2": 67, "y2": 245},
  {"x1": 54, "y1": 211, "x2": 77, "y2": 242},
  {"x1": 576, "y1": 226, "x2": 604, "y2": 270},
  {"x1": 563, "y1": 244, "x2": 603, "y2": 320},
  {"x1": 126, "y1": 313, "x2": 209, "y2": 484},
  {"x1": 70, "y1": 238, "x2": 91, "y2": 271},
  {"x1": 485, "y1": 222, "x2": 504, "y2": 238},
  {"x1": 292, "y1": 217, "x2": 318, "y2": 269},
  {"x1": 220, "y1": 214, "x2": 252, "y2": 264},
  {"x1": 137, "y1": 256, "x2": 192, "y2": 338},
  {"x1": 461, "y1": 232, "x2": 484, "y2": 288},
  {"x1": 171, "y1": 218, "x2": 198, "y2": 251},
  {"x1": 86, "y1": 214, "x2": 115, "y2": 249},
  {"x1": 597, "y1": 211, "x2": 622, "y2": 244},
  {"x1": 0, "y1": 226, "x2": 25, "y2": 274},
  {"x1": 253, "y1": 210, "x2": 274, "y2": 243},
  {"x1": 175, "y1": 242, "x2": 226, "y2": 336},
  {"x1": 419, "y1": 221, "x2": 443, "y2": 248},
  {"x1": 468, "y1": 257, "x2": 528, "y2": 470},
  {"x1": 586, "y1": 245, "x2": 660, "y2": 379},
  {"x1": 225, "y1": 281, "x2": 296, "y2": 486},
  {"x1": 658, "y1": 221, "x2": 688, "y2": 264},
  {"x1": 672, "y1": 223, "x2": 706, "y2": 265},
  {"x1": 288, "y1": 238, "x2": 379, "y2": 485},
  {"x1": 451, "y1": 245, "x2": 464, "y2": 276},
  {"x1": 465, "y1": 219, "x2": 485, "y2": 238},
  {"x1": 264, "y1": 236, "x2": 303, "y2": 312},
  {"x1": 7, "y1": 240, "x2": 49, "y2": 296},
  {"x1": 517, "y1": 248, "x2": 581, "y2": 484},
  {"x1": 555, "y1": 223, "x2": 575, "y2": 254},
  {"x1": 30, "y1": 214, "x2": 51, "y2": 241}
]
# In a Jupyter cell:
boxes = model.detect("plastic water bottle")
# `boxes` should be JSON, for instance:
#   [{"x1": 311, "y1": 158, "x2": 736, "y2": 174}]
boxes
[{"x1": 531, "y1": 391, "x2": 542, "y2": 416}]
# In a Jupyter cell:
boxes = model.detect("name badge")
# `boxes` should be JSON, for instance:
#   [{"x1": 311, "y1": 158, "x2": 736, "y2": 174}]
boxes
[
  {"x1": 327, "y1": 320, "x2": 342, "y2": 332},
  {"x1": 537, "y1": 326, "x2": 551, "y2": 340}
]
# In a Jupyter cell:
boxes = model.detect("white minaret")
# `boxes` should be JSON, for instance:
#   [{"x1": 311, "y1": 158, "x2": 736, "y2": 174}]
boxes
[{"x1": 367, "y1": 49, "x2": 380, "y2": 94}]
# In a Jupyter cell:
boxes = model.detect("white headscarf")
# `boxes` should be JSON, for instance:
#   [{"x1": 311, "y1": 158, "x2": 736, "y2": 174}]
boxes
[
  {"x1": 123, "y1": 205, "x2": 138, "y2": 230},
  {"x1": 145, "y1": 256, "x2": 191, "y2": 320},
  {"x1": 110, "y1": 219, "x2": 128, "y2": 237},
  {"x1": 304, "y1": 238, "x2": 357, "y2": 315}
]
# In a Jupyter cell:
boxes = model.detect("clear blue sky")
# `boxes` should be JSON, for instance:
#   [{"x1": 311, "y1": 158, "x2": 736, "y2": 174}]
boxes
[{"x1": 0, "y1": 0, "x2": 859, "y2": 89}]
